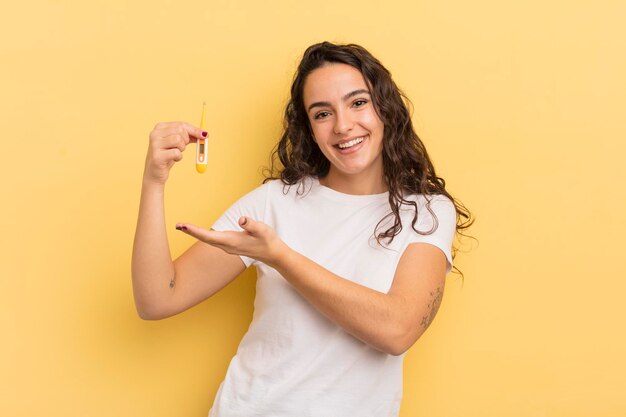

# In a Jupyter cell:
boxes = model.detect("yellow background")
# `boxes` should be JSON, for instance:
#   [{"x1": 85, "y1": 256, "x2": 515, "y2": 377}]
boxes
[{"x1": 1, "y1": 0, "x2": 625, "y2": 415}]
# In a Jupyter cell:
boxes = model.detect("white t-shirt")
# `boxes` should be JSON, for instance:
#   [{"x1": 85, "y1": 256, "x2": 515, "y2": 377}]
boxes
[{"x1": 209, "y1": 177, "x2": 456, "y2": 417}]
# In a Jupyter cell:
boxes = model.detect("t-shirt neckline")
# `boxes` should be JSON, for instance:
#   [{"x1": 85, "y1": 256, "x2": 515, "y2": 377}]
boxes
[{"x1": 310, "y1": 177, "x2": 389, "y2": 204}]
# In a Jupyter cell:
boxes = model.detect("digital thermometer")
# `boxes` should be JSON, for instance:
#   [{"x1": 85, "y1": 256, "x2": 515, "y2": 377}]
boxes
[{"x1": 196, "y1": 101, "x2": 208, "y2": 173}]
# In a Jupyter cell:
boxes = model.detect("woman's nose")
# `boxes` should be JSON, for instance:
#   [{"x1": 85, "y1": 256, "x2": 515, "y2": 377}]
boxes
[{"x1": 333, "y1": 110, "x2": 354, "y2": 135}]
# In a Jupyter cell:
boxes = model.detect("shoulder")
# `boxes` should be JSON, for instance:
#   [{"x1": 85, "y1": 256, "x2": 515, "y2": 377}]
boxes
[
  {"x1": 423, "y1": 194, "x2": 455, "y2": 214},
  {"x1": 401, "y1": 193, "x2": 455, "y2": 215},
  {"x1": 398, "y1": 193, "x2": 456, "y2": 231},
  {"x1": 402, "y1": 192, "x2": 452, "y2": 206},
  {"x1": 397, "y1": 194, "x2": 457, "y2": 273}
]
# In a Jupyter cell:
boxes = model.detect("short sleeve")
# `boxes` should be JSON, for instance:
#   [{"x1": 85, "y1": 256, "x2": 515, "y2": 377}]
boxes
[
  {"x1": 210, "y1": 182, "x2": 269, "y2": 268},
  {"x1": 406, "y1": 195, "x2": 457, "y2": 275}
]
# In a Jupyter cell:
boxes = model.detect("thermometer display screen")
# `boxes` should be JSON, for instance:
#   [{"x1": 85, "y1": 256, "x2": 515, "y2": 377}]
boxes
[{"x1": 199, "y1": 143, "x2": 205, "y2": 153}]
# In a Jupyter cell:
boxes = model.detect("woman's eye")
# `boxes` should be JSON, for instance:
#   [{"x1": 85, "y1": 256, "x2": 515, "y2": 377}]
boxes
[
  {"x1": 353, "y1": 99, "x2": 368, "y2": 107},
  {"x1": 314, "y1": 111, "x2": 330, "y2": 119}
]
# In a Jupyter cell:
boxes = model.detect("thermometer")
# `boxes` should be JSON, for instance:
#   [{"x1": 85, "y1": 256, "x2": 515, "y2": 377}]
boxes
[{"x1": 196, "y1": 101, "x2": 208, "y2": 173}]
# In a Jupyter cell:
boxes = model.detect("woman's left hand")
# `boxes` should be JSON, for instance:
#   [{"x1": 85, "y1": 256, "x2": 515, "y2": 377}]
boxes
[{"x1": 175, "y1": 217, "x2": 288, "y2": 268}]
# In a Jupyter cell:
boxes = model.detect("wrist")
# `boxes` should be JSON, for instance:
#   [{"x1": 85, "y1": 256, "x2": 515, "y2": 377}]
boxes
[
  {"x1": 142, "y1": 176, "x2": 166, "y2": 191},
  {"x1": 271, "y1": 242, "x2": 298, "y2": 272}
]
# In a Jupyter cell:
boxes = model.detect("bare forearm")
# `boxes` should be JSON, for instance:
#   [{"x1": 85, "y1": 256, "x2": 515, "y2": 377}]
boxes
[
  {"x1": 273, "y1": 249, "x2": 409, "y2": 355},
  {"x1": 131, "y1": 181, "x2": 175, "y2": 317}
]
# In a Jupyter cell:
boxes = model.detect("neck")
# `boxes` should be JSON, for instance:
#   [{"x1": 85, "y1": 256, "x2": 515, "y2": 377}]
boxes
[{"x1": 319, "y1": 168, "x2": 387, "y2": 195}]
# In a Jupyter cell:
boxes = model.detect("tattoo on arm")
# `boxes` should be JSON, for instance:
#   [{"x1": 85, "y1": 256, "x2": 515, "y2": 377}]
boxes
[{"x1": 420, "y1": 286, "x2": 443, "y2": 329}]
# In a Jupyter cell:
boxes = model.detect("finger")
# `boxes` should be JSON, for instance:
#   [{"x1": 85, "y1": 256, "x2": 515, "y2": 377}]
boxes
[
  {"x1": 151, "y1": 124, "x2": 189, "y2": 145},
  {"x1": 160, "y1": 134, "x2": 187, "y2": 152},
  {"x1": 178, "y1": 121, "x2": 208, "y2": 141},
  {"x1": 175, "y1": 223, "x2": 208, "y2": 241},
  {"x1": 175, "y1": 223, "x2": 233, "y2": 246},
  {"x1": 152, "y1": 122, "x2": 208, "y2": 144},
  {"x1": 238, "y1": 216, "x2": 262, "y2": 235},
  {"x1": 166, "y1": 148, "x2": 183, "y2": 162}
]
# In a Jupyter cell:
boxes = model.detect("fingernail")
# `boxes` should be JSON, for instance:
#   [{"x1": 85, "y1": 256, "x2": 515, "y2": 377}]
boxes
[
  {"x1": 176, "y1": 225, "x2": 187, "y2": 231},
  {"x1": 240, "y1": 218, "x2": 247, "y2": 226},
  {"x1": 201, "y1": 131, "x2": 208, "y2": 138}
]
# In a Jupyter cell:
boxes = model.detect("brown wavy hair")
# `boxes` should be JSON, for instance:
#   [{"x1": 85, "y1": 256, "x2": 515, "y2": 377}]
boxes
[{"x1": 264, "y1": 41, "x2": 475, "y2": 278}]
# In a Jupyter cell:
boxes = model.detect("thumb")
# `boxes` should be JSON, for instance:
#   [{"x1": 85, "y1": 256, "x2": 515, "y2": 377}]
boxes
[{"x1": 238, "y1": 216, "x2": 259, "y2": 233}]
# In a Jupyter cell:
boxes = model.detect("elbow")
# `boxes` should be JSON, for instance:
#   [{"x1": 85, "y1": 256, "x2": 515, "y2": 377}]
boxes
[
  {"x1": 137, "y1": 309, "x2": 167, "y2": 321},
  {"x1": 385, "y1": 339, "x2": 414, "y2": 357},
  {"x1": 383, "y1": 323, "x2": 423, "y2": 357},
  {"x1": 137, "y1": 309, "x2": 160, "y2": 321},
  {"x1": 136, "y1": 307, "x2": 158, "y2": 321},
  {"x1": 135, "y1": 303, "x2": 170, "y2": 321},
  {"x1": 132, "y1": 280, "x2": 175, "y2": 321},
  {"x1": 386, "y1": 345, "x2": 409, "y2": 357}
]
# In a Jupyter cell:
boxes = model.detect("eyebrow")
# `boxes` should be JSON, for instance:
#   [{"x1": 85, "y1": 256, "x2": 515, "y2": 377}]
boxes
[{"x1": 306, "y1": 89, "x2": 371, "y2": 113}]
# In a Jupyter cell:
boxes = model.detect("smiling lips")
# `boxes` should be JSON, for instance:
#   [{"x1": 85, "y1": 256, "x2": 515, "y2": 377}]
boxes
[{"x1": 335, "y1": 135, "x2": 366, "y2": 150}]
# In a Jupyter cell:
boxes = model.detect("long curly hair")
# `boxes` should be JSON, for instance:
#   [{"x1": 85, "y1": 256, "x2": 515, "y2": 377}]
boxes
[{"x1": 264, "y1": 41, "x2": 475, "y2": 278}]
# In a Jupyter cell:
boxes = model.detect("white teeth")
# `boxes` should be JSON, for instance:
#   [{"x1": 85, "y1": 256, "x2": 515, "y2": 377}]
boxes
[{"x1": 338, "y1": 136, "x2": 365, "y2": 149}]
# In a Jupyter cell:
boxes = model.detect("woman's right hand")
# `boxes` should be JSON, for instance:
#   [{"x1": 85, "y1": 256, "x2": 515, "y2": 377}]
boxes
[{"x1": 143, "y1": 121, "x2": 208, "y2": 185}]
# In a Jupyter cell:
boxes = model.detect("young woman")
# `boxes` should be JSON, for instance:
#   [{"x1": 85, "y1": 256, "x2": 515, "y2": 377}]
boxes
[{"x1": 132, "y1": 41, "x2": 473, "y2": 416}]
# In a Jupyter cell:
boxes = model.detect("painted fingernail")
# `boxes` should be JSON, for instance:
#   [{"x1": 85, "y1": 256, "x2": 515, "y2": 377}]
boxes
[
  {"x1": 176, "y1": 225, "x2": 187, "y2": 231},
  {"x1": 201, "y1": 131, "x2": 208, "y2": 138}
]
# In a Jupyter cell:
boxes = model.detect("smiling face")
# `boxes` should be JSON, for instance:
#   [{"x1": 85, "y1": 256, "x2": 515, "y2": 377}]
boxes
[{"x1": 302, "y1": 63, "x2": 386, "y2": 193}]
